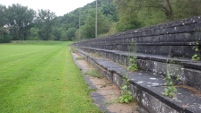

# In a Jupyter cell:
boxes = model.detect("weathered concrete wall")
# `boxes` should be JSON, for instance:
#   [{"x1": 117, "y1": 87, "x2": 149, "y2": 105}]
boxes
[
  {"x1": 74, "y1": 16, "x2": 201, "y2": 91},
  {"x1": 75, "y1": 16, "x2": 201, "y2": 59},
  {"x1": 75, "y1": 49, "x2": 201, "y2": 113},
  {"x1": 74, "y1": 16, "x2": 201, "y2": 113}
]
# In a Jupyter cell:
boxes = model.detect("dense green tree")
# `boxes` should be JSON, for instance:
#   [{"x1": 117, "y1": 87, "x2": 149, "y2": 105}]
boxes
[
  {"x1": 0, "y1": 27, "x2": 11, "y2": 43},
  {"x1": 114, "y1": 0, "x2": 201, "y2": 28},
  {"x1": 0, "y1": 5, "x2": 7, "y2": 27},
  {"x1": 55, "y1": 0, "x2": 116, "y2": 40},
  {"x1": 0, "y1": 5, "x2": 10, "y2": 43},
  {"x1": 100, "y1": 0, "x2": 118, "y2": 21},
  {"x1": 28, "y1": 27, "x2": 39, "y2": 40},
  {"x1": 60, "y1": 30, "x2": 68, "y2": 41},
  {"x1": 67, "y1": 27, "x2": 76, "y2": 41},
  {"x1": 21, "y1": 9, "x2": 35, "y2": 40},
  {"x1": 36, "y1": 9, "x2": 56, "y2": 40},
  {"x1": 52, "y1": 27, "x2": 62, "y2": 40},
  {"x1": 79, "y1": 9, "x2": 111, "y2": 39},
  {"x1": 6, "y1": 4, "x2": 35, "y2": 40},
  {"x1": 172, "y1": 0, "x2": 201, "y2": 19},
  {"x1": 113, "y1": 0, "x2": 142, "y2": 31}
]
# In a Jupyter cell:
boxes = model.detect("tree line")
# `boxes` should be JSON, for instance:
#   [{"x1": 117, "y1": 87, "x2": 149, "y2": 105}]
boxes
[
  {"x1": 1, "y1": 0, "x2": 201, "y2": 43},
  {"x1": 0, "y1": 4, "x2": 57, "y2": 43}
]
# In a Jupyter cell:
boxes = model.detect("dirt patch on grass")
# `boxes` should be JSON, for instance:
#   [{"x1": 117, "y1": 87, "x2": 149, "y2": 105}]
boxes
[{"x1": 72, "y1": 52, "x2": 138, "y2": 113}]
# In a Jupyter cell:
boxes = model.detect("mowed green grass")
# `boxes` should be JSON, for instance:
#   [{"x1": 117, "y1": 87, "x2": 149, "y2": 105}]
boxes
[{"x1": 0, "y1": 41, "x2": 100, "y2": 113}]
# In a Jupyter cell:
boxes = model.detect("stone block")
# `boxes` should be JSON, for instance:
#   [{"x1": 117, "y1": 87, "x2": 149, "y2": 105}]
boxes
[
  {"x1": 166, "y1": 27, "x2": 175, "y2": 34},
  {"x1": 98, "y1": 66, "x2": 113, "y2": 82},
  {"x1": 113, "y1": 73, "x2": 123, "y2": 88},
  {"x1": 192, "y1": 32, "x2": 201, "y2": 41},
  {"x1": 167, "y1": 63, "x2": 182, "y2": 78},
  {"x1": 182, "y1": 68, "x2": 201, "y2": 91},
  {"x1": 138, "y1": 90, "x2": 178, "y2": 113},
  {"x1": 130, "y1": 84, "x2": 138, "y2": 98},
  {"x1": 109, "y1": 52, "x2": 114, "y2": 60},
  {"x1": 145, "y1": 60, "x2": 155, "y2": 72},
  {"x1": 118, "y1": 54, "x2": 124, "y2": 65},
  {"x1": 119, "y1": 55, "x2": 129, "y2": 66},
  {"x1": 159, "y1": 34, "x2": 169, "y2": 43},
  {"x1": 171, "y1": 46, "x2": 184, "y2": 57},
  {"x1": 183, "y1": 46, "x2": 195, "y2": 58},
  {"x1": 152, "y1": 46, "x2": 161, "y2": 54},
  {"x1": 125, "y1": 38, "x2": 132, "y2": 43},
  {"x1": 175, "y1": 33, "x2": 193, "y2": 42},
  {"x1": 159, "y1": 46, "x2": 170, "y2": 56},
  {"x1": 152, "y1": 36, "x2": 160, "y2": 42},
  {"x1": 113, "y1": 53, "x2": 119, "y2": 63},
  {"x1": 105, "y1": 52, "x2": 110, "y2": 59},
  {"x1": 127, "y1": 33, "x2": 134, "y2": 38},
  {"x1": 137, "y1": 59, "x2": 147, "y2": 71},
  {"x1": 100, "y1": 51, "x2": 106, "y2": 57},
  {"x1": 154, "y1": 62, "x2": 167, "y2": 75},
  {"x1": 165, "y1": 34, "x2": 175, "y2": 42},
  {"x1": 176, "y1": 25, "x2": 190, "y2": 33}
]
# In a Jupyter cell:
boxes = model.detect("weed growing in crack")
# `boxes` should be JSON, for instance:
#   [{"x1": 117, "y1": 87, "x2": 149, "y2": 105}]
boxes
[
  {"x1": 128, "y1": 40, "x2": 138, "y2": 72},
  {"x1": 163, "y1": 59, "x2": 180, "y2": 98},
  {"x1": 119, "y1": 74, "x2": 133, "y2": 103},
  {"x1": 163, "y1": 72, "x2": 178, "y2": 98},
  {"x1": 118, "y1": 40, "x2": 138, "y2": 103},
  {"x1": 76, "y1": 57, "x2": 84, "y2": 60},
  {"x1": 192, "y1": 32, "x2": 201, "y2": 61},
  {"x1": 88, "y1": 88, "x2": 97, "y2": 92},
  {"x1": 100, "y1": 82, "x2": 112, "y2": 88},
  {"x1": 192, "y1": 41, "x2": 200, "y2": 61},
  {"x1": 69, "y1": 46, "x2": 76, "y2": 53},
  {"x1": 90, "y1": 52, "x2": 101, "y2": 58},
  {"x1": 128, "y1": 56, "x2": 138, "y2": 71},
  {"x1": 85, "y1": 69, "x2": 103, "y2": 78}
]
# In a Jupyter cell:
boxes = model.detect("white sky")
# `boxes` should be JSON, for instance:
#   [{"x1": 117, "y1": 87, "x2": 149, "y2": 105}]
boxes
[{"x1": 0, "y1": 0, "x2": 95, "y2": 16}]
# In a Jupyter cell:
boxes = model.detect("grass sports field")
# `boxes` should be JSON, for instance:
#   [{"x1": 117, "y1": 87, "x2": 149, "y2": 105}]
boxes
[{"x1": 0, "y1": 41, "x2": 100, "y2": 113}]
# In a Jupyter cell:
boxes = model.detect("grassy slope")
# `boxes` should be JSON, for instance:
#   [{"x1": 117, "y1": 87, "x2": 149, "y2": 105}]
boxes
[{"x1": 0, "y1": 41, "x2": 99, "y2": 113}]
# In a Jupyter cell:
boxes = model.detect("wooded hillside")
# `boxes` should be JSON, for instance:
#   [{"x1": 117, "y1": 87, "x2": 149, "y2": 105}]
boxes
[{"x1": 1, "y1": 0, "x2": 201, "y2": 43}]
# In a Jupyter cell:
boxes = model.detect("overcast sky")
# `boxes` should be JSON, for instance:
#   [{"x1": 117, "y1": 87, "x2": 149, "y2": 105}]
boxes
[{"x1": 0, "y1": 0, "x2": 95, "y2": 16}]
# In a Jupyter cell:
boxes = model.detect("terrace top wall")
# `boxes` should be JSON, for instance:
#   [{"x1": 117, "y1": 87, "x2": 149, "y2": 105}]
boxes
[{"x1": 75, "y1": 16, "x2": 201, "y2": 59}]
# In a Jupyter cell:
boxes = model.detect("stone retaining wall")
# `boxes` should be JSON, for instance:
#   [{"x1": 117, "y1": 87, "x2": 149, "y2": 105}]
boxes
[{"x1": 73, "y1": 16, "x2": 201, "y2": 113}]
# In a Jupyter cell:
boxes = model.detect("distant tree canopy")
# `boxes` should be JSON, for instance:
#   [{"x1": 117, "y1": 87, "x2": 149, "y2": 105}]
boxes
[
  {"x1": 36, "y1": 9, "x2": 56, "y2": 40},
  {"x1": 0, "y1": 0, "x2": 201, "y2": 43},
  {"x1": 0, "y1": 4, "x2": 43, "y2": 42},
  {"x1": 113, "y1": 0, "x2": 201, "y2": 31},
  {"x1": 56, "y1": 0, "x2": 117, "y2": 40}
]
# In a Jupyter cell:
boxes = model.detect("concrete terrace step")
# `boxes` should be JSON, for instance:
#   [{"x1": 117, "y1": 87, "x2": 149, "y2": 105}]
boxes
[
  {"x1": 85, "y1": 41, "x2": 201, "y2": 46},
  {"x1": 75, "y1": 48, "x2": 201, "y2": 113},
  {"x1": 78, "y1": 46, "x2": 193, "y2": 63},
  {"x1": 78, "y1": 46, "x2": 201, "y2": 92}
]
